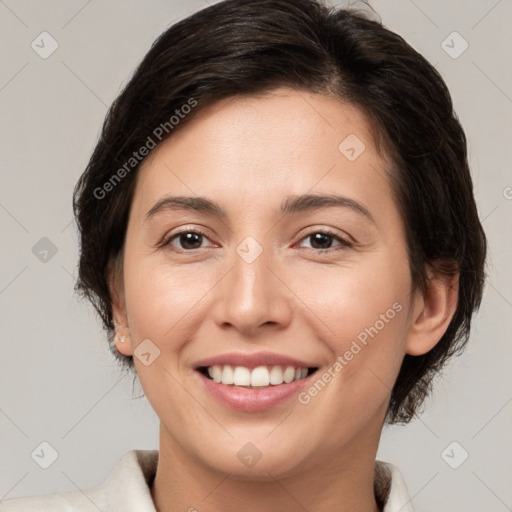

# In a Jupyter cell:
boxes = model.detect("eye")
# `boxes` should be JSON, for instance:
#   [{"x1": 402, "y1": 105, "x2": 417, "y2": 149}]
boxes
[
  {"x1": 297, "y1": 230, "x2": 352, "y2": 252},
  {"x1": 163, "y1": 229, "x2": 213, "y2": 251},
  {"x1": 162, "y1": 228, "x2": 352, "y2": 253}
]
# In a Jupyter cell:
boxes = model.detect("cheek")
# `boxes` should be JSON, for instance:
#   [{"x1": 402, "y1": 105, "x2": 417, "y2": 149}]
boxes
[
  {"x1": 123, "y1": 255, "x2": 219, "y2": 346},
  {"x1": 284, "y1": 254, "x2": 411, "y2": 397},
  {"x1": 288, "y1": 253, "x2": 410, "y2": 339}
]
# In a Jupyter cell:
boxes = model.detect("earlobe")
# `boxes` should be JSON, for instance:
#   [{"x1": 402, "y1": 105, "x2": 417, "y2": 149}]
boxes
[
  {"x1": 113, "y1": 327, "x2": 133, "y2": 356},
  {"x1": 112, "y1": 309, "x2": 134, "y2": 357},
  {"x1": 405, "y1": 268, "x2": 459, "y2": 356},
  {"x1": 108, "y1": 258, "x2": 133, "y2": 356}
]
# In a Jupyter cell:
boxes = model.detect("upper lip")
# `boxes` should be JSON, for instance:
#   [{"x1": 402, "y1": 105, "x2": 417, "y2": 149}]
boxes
[{"x1": 194, "y1": 351, "x2": 318, "y2": 370}]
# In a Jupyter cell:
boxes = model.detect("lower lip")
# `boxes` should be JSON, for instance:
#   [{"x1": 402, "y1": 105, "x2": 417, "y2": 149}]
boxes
[{"x1": 196, "y1": 371, "x2": 313, "y2": 412}]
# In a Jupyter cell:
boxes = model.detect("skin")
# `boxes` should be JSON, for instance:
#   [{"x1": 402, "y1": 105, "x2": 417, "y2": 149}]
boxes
[{"x1": 110, "y1": 87, "x2": 458, "y2": 512}]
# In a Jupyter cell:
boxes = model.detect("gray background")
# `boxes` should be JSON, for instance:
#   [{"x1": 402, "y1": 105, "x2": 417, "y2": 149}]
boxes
[{"x1": 0, "y1": 0, "x2": 511, "y2": 510}]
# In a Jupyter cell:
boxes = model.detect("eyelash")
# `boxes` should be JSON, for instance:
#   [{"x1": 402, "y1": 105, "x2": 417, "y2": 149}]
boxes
[{"x1": 162, "y1": 228, "x2": 353, "y2": 254}]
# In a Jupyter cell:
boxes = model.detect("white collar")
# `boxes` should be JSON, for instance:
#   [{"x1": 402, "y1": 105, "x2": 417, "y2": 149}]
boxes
[
  {"x1": 378, "y1": 460, "x2": 415, "y2": 512},
  {"x1": 0, "y1": 450, "x2": 415, "y2": 511}
]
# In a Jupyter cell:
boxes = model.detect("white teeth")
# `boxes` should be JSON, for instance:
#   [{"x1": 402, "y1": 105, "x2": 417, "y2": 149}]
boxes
[
  {"x1": 250, "y1": 366, "x2": 270, "y2": 387},
  {"x1": 221, "y1": 364, "x2": 234, "y2": 385},
  {"x1": 283, "y1": 366, "x2": 296, "y2": 383},
  {"x1": 209, "y1": 364, "x2": 222, "y2": 383},
  {"x1": 233, "y1": 366, "x2": 251, "y2": 386},
  {"x1": 269, "y1": 365, "x2": 283, "y2": 385},
  {"x1": 205, "y1": 364, "x2": 311, "y2": 387}
]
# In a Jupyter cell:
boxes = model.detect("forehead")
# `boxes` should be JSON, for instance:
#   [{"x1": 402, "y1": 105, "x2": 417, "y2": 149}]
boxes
[
  {"x1": 145, "y1": 87, "x2": 380, "y2": 163},
  {"x1": 132, "y1": 87, "x2": 394, "y2": 221}
]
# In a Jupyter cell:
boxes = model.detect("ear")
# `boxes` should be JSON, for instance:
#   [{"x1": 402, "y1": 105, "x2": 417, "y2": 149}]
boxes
[
  {"x1": 108, "y1": 255, "x2": 133, "y2": 357},
  {"x1": 405, "y1": 266, "x2": 459, "y2": 356}
]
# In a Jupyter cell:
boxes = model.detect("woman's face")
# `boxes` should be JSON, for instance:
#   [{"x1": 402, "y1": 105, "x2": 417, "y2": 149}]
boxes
[{"x1": 113, "y1": 87, "x2": 420, "y2": 477}]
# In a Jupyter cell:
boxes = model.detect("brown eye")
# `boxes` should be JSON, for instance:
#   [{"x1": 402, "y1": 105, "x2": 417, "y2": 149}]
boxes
[
  {"x1": 164, "y1": 230, "x2": 211, "y2": 251},
  {"x1": 298, "y1": 231, "x2": 352, "y2": 252}
]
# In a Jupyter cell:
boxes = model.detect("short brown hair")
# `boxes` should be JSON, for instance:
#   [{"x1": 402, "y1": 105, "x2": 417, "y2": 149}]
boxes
[{"x1": 72, "y1": 0, "x2": 487, "y2": 424}]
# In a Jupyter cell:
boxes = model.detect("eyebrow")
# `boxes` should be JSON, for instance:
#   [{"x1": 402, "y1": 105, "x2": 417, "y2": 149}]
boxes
[{"x1": 145, "y1": 193, "x2": 375, "y2": 223}]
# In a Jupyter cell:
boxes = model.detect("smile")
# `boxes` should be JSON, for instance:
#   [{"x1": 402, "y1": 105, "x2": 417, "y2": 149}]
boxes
[
  {"x1": 193, "y1": 352, "x2": 320, "y2": 412},
  {"x1": 199, "y1": 364, "x2": 316, "y2": 387}
]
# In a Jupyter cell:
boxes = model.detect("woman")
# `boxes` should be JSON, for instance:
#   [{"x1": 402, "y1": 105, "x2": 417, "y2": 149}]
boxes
[{"x1": 1, "y1": 0, "x2": 486, "y2": 510}]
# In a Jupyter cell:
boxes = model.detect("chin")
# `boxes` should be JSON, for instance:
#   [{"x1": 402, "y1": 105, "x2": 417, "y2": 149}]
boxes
[{"x1": 208, "y1": 450, "x2": 308, "y2": 481}]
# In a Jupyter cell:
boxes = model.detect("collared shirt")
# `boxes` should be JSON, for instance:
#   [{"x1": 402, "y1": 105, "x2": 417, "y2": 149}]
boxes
[{"x1": 0, "y1": 450, "x2": 415, "y2": 511}]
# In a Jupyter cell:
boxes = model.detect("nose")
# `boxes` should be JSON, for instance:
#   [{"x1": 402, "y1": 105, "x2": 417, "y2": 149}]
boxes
[{"x1": 212, "y1": 241, "x2": 293, "y2": 337}]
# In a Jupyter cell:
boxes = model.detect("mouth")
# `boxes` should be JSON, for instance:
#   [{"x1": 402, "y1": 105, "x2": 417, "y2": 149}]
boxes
[
  {"x1": 197, "y1": 364, "x2": 319, "y2": 388},
  {"x1": 193, "y1": 352, "x2": 321, "y2": 411}
]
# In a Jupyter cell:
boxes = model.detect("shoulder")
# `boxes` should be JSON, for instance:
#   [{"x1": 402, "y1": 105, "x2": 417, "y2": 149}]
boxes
[
  {"x1": 0, "y1": 490, "x2": 97, "y2": 511},
  {"x1": 0, "y1": 450, "x2": 159, "y2": 512}
]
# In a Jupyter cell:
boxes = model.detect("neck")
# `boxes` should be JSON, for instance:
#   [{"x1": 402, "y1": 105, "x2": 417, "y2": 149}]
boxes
[{"x1": 151, "y1": 424, "x2": 383, "y2": 512}]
